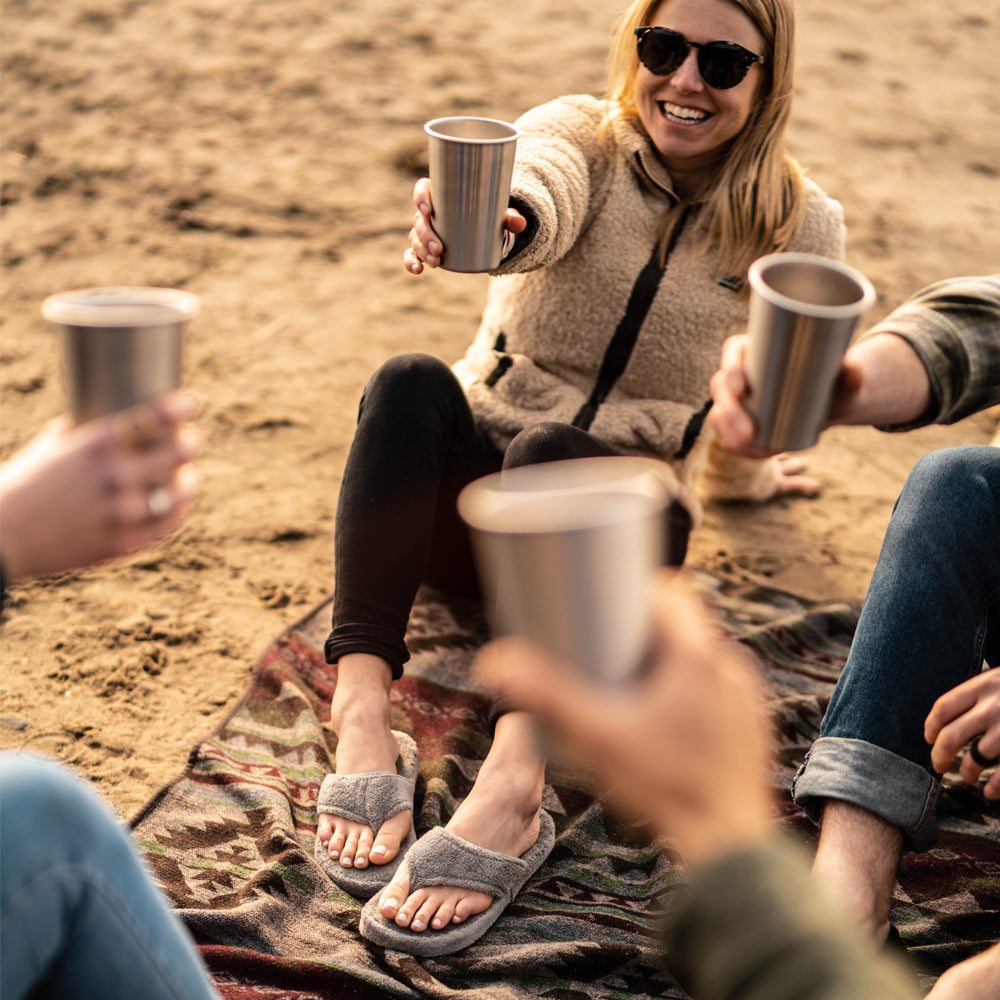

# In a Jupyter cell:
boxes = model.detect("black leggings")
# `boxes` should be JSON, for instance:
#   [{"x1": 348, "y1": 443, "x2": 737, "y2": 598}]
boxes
[{"x1": 325, "y1": 353, "x2": 689, "y2": 677}]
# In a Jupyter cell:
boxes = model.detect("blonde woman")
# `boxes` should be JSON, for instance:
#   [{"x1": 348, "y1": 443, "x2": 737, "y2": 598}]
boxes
[{"x1": 317, "y1": 0, "x2": 845, "y2": 956}]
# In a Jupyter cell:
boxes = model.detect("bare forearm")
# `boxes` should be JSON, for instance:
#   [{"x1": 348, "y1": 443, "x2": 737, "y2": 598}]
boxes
[{"x1": 828, "y1": 333, "x2": 932, "y2": 429}]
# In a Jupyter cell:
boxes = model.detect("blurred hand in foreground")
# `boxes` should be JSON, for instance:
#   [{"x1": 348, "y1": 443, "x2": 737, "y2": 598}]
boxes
[
  {"x1": 403, "y1": 177, "x2": 527, "y2": 274},
  {"x1": 474, "y1": 569, "x2": 773, "y2": 869},
  {"x1": 0, "y1": 389, "x2": 201, "y2": 582}
]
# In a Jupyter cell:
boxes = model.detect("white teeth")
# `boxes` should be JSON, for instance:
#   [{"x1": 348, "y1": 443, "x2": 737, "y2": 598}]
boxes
[{"x1": 662, "y1": 102, "x2": 708, "y2": 122}]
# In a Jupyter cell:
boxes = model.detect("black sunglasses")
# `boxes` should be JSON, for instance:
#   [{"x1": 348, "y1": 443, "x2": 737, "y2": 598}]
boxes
[{"x1": 634, "y1": 26, "x2": 765, "y2": 90}]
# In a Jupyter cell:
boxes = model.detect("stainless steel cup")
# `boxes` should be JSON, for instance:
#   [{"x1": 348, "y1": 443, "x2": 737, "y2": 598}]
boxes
[
  {"x1": 41, "y1": 286, "x2": 200, "y2": 424},
  {"x1": 424, "y1": 116, "x2": 520, "y2": 273},
  {"x1": 744, "y1": 253, "x2": 876, "y2": 452},
  {"x1": 457, "y1": 457, "x2": 670, "y2": 682}
]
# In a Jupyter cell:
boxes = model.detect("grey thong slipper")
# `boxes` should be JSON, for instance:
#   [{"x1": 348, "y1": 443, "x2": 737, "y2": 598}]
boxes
[
  {"x1": 359, "y1": 808, "x2": 556, "y2": 957},
  {"x1": 313, "y1": 730, "x2": 418, "y2": 899}
]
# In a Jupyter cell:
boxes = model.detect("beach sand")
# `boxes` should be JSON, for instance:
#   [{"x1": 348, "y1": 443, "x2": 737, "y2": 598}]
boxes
[{"x1": 1, "y1": 0, "x2": 998, "y2": 819}]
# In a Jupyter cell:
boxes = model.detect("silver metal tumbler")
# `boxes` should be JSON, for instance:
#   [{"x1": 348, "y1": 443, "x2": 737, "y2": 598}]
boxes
[
  {"x1": 457, "y1": 457, "x2": 670, "y2": 682},
  {"x1": 744, "y1": 253, "x2": 876, "y2": 452},
  {"x1": 424, "y1": 116, "x2": 520, "y2": 273},
  {"x1": 41, "y1": 287, "x2": 199, "y2": 424}
]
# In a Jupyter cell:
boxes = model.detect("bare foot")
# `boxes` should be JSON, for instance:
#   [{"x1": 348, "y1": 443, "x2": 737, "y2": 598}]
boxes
[
  {"x1": 377, "y1": 711, "x2": 545, "y2": 933},
  {"x1": 317, "y1": 653, "x2": 413, "y2": 870}
]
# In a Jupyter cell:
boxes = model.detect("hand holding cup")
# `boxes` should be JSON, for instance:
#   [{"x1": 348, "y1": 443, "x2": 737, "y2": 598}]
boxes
[
  {"x1": 2, "y1": 286, "x2": 205, "y2": 580},
  {"x1": 406, "y1": 179, "x2": 527, "y2": 275},
  {"x1": 474, "y1": 569, "x2": 774, "y2": 867},
  {"x1": 732, "y1": 253, "x2": 875, "y2": 454},
  {"x1": 0, "y1": 391, "x2": 201, "y2": 581},
  {"x1": 405, "y1": 116, "x2": 523, "y2": 274}
]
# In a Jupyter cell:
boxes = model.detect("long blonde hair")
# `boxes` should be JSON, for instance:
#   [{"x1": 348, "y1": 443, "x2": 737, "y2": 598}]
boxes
[{"x1": 606, "y1": 0, "x2": 805, "y2": 283}]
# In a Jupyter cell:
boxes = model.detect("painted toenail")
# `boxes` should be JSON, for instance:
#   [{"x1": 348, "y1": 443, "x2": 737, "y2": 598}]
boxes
[{"x1": 372, "y1": 845, "x2": 387, "y2": 857}]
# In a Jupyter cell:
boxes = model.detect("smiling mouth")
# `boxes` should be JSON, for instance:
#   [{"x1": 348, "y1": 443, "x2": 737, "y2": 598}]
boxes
[{"x1": 659, "y1": 101, "x2": 710, "y2": 125}]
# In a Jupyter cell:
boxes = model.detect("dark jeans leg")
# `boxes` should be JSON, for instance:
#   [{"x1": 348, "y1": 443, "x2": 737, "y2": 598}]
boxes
[{"x1": 326, "y1": 354, "x2": 502, "y2": 677}]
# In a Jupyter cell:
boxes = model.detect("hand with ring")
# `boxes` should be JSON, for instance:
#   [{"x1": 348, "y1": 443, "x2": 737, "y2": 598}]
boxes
[
  {"x1": 403, "y1": 177, "x2": 527, "y2": 275},
  {"x1": 925, "y1": 667, "x2": 1000, "y2": 799},
  {"x1": 0, "y1": 390, "x2": 201, "y2": 583}
]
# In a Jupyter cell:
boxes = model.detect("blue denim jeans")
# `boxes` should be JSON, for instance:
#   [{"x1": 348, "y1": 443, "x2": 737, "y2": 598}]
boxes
[
  {"x1": 793, "y1": 446, "x2": 1000, "y2": 851},
  {"x1": 0, "y1": 754, "x2": 218, "y2": 1000}
]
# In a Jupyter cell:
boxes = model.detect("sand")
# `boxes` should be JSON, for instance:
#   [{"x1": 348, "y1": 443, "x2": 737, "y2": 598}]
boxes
[{"x1": 1, "y1": 0, "x2": 998, "y2": 820}]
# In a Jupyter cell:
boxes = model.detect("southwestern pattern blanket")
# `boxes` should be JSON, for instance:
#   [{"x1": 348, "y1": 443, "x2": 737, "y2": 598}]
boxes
[{"x1": 132, "y1": 571, "x2": 1000, "y2": 999}]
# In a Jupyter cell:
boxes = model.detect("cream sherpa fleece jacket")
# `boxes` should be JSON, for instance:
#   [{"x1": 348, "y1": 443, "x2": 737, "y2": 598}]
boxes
[{"x1": 452, "y1": 94, "x2": 846, "y2": 523}]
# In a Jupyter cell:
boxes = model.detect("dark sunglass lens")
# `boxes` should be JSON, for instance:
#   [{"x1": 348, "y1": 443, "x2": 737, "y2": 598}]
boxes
[
  {"x1": 700, "y1": 45, "x2": 750, "y2": 89},
  {"x1": 638, "y1": 30, "x2": 686, "y2": 76}
]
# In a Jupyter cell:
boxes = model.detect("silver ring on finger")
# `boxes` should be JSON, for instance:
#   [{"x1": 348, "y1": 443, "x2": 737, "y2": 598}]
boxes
[
  {"x1": 969, "y1": 736, "x2": 1000, "y2": 769},
  {"x1": 146, "y1": 485, "x2": 173, "y2": 520}
]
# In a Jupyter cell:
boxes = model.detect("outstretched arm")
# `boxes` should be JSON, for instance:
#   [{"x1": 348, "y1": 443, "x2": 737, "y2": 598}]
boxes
[{"x1": 708, "y1": 331, "x2": 933, "y2": 458}]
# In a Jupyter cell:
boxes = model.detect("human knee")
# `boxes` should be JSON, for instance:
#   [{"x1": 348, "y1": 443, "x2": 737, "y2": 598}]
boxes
[
  {"x1": 359, "y1": 354, "x2": 463, "y2": 426},
  {"x1": 0, "y1": 756, "x2": 83, "y2": 828},
  {"x1": 504, "y1": 423, "x2": 589, "y2": 468},
  {"x1": 900, "y1": 447, "x2": 999, "y2": 534},
  {"x1": 365, "y1": 354, "x2": 456, "y2": 402},
  {"x1": 0, "y1": 756, "x2": 132, "y2": 894}
]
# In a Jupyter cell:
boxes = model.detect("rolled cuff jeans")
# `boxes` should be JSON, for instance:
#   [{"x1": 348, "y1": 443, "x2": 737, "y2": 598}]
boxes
[
  {"x1": 0, "y1": 754, "x2": 218, "y2": 1000},
  {"x1": 792, "y1": 446, "x2": 1000, "y2": 851}
]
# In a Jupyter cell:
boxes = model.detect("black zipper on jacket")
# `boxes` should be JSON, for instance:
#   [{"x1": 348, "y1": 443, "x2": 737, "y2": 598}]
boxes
[{"x1": 571, "y1": 205, "x2": 691, "y2": 431}]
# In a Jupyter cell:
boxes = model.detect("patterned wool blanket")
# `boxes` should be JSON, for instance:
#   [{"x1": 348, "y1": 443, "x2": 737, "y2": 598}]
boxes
[{"x1": 132, "y1": 570, "x2": 1000, "y2": 999}]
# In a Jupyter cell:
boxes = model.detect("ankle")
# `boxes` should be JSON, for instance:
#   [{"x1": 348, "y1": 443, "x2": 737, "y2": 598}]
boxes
[
  {"x1": 477, "y1": 734, "x2": 546, "y2": 815},
  {"x1": 813, "y1": 800, "x2": 902, "y2": 938},
  {"x1": 814, "y1": 860, "x2": 892, "y2": 936},
  {"x1": 331, "y1": 654, "x2": 393, "y2": 733}
]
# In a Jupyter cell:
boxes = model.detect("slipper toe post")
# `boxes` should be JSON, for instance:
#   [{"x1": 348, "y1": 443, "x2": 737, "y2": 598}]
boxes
[
  {"x1": 313, "y1": 730, "x2": 419, "y2": 899},
  {"x1": 359, "y1": 809, "x2": 556, "y2": 957}
]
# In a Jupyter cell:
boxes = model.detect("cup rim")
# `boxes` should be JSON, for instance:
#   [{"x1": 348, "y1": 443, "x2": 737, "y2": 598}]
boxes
[
  {"x1": 424, "y1": 116, "x2": 521, "y2": 144},
  {"x1": 747, "y1": 252, "x2": 876, "y2": 318},
  {"x1": 457, "y1": 456, "x2": 670, "y2": 534},
  {"x1": 41, "y1": 287, "x2": 201, "y2": 327}
]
